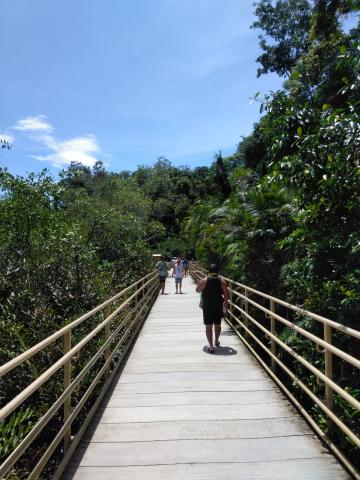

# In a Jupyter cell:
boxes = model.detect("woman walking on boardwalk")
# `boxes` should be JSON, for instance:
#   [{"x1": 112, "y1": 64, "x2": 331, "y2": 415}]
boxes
[{"x1": 196, "y1": 264, "x2": 229, "y2": 353}]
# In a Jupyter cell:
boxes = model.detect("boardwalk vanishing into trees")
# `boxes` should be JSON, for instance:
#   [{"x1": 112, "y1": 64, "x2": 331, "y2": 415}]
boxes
[
  {"x1": 1, "y1": 268, "x2": 359, "y2": 480},
  {"x1": 63, "y1": 274, "x2": 351, "y2": 480}
]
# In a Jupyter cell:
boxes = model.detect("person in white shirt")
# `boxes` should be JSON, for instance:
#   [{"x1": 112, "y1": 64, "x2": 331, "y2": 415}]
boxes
[
  {"x1": 170, "y1": 257, "x2": 176, "y2": 277},
  {"x1": 173, "y1": 258, "x2": 184, "y2": 294}
]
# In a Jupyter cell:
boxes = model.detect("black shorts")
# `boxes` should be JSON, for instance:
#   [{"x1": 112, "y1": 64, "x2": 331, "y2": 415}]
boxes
[
  {"x1": 159, "y1": 275, "x2": 166, "y2": 283},
  {"x1": 203, "y1": 308, "x2": 222, "y2": 325}
]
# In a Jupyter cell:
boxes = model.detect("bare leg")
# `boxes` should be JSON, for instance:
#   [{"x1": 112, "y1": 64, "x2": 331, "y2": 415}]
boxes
[
  {"x1": 206, "y1": 325, "x2": 214, "y2": 349},
  {"x1": 175, "y1": 280, "x2": 178, "y2": 293},
  {"x1": 161, "y1": 281, "x2": 165, "y2": 294},
  {"x1": 214, "y1": 323, "x2": 221, "y2": 346},
  {"x1": 179, "y1": 279, "x2": 182, "y2": 293}
]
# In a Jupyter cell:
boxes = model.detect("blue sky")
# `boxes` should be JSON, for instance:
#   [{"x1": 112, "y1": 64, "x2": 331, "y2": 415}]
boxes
[{"x1": 0, "y1": 0, "x2": 285, "y2": 177}]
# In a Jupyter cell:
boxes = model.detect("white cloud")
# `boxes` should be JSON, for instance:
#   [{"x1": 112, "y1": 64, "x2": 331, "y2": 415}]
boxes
[
  {"x1": 13, "y1": 114, "x2": 101, "y2": 168},
  {"x1": 32, "y1": 134, "x2": 100, "y2": 167},
  {"x1": 14, "y1": 115, "x2": 53, "y2": 133}
]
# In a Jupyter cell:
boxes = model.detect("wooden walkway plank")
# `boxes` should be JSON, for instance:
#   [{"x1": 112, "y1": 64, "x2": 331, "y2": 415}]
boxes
[{"x1": 63, "y1": 275, "x2": 351, "y2": 480}]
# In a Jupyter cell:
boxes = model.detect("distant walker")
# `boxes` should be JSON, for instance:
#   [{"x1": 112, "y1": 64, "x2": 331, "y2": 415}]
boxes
[
  {"x1": 173, "y1": 258, "x2": 184, "y2": 294},
  {"x1": 156, "y1": 256, "x2": 168, "y2": 294}
]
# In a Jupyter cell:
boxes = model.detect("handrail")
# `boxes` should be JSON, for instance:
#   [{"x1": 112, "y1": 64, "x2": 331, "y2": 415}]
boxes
[
  {"x1": 192, "y1": 263, "x2": 360, "y2": 340},
  {"x1": 231, "y1": 288, "x2": 360, "y2": 369},
  {"x1": 189, "y1": 263, "x2": 360, "y2": 479},
  {"x1": 0, "y1": 271, "x2": 159, "y2": 480},
  {"x1": 222, "y1": 275, "x2": 360, "y2": 340},
  {"x1": 0, "y1": 270, "x2": 156, "y2": 378}
]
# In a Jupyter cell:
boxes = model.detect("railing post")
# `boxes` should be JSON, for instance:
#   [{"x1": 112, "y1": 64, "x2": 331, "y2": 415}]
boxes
[
  {"x1": 135, "y1": 281, "x2": 139, "y2": 305},
  {"x1": 144, "y1": 277, "x2": 148, "y2": 298},
  {"x1": 229, "y1": 281, "x2": 233, "y2": 319},
  {"x1": 63, "y1": 331, "x2": 72, "y2": 453},
  {"x1": 324, "y1": 324, "x2": 333, "y2": 410},
  {"x1": 244, "y1": 288, "x2": 249, "y2": 338},
  {"x1": 141, "y1": 278, "x2": 147, "y2": 319},
  {"x1": 270, "y1": 299, "x2": 276, "y2": 372},
  {"x1": 104, "y1": 305, "x2": 111, "y2": 376}
]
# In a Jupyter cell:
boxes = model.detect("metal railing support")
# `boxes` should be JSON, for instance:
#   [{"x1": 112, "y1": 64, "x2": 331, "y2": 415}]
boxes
[
  {"x1": 324, "y1": 324, "x2": 333, "y2": 411},
  {"x1": 104, "y1": 305, "x2": 111, "y2": 376},
  {"x1": 229, "y1": 281, "x2": 233, "y2": 318},
  {"x1": 141, "y1": 277, "x2": 145, "y2": 298},
  {"x1": 244, "y1": 287, "x2": 249, "y2": 338},
  {"x1": 63, "y1": 331, "x2": 72, "y2": 453},
  {"x1": 270, "y1": 299, "x2": 276, "y2": 372}
]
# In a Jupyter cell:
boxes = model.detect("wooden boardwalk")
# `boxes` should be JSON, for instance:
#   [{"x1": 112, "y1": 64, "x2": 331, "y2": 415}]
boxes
[{"x1": 64, "y1": 275, "x2": 350, "y2": 479}]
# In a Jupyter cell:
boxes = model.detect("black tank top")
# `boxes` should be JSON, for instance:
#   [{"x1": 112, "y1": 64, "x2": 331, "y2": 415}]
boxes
[{"x1": 203, "y1": 275, "x2": 223, "y2": 311}]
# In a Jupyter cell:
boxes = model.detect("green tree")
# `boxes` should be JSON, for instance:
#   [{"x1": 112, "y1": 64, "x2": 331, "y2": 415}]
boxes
[{"x1": 252, "y1": 0, "x2": 312, "y2": 77}]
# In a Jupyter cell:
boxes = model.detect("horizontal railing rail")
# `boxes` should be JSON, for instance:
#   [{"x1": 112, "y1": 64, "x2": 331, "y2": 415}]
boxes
[
  {"x1": 0, "y1": 271, "x2": 159, "y2": 480},
  {"x1": 190, "y1": 263, "x2": 360, "y2": 480}
]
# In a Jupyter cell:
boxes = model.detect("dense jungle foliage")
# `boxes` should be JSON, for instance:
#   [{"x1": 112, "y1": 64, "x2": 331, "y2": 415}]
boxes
[{"x1": 0, "y1": 0, "x2": 359, "y2": 477}]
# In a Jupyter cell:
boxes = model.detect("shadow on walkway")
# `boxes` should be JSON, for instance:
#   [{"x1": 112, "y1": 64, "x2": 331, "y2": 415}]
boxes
[{"x1": 202, "y1": 345, "x2": 237, "y2": 356}]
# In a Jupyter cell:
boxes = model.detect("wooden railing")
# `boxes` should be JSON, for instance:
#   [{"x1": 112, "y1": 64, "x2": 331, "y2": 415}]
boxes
[
  {"x1": 190, "y1": 264, "x2": 360, "y2": 479},
  {"x1": 0, "y1": 271, "x2": 159, "y2": 480}
]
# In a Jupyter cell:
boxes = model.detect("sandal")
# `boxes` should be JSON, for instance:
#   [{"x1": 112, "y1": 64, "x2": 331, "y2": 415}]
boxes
[
  {"x1": 215, "y1": 341, "x2": 220, "y2": 347},
  {"x1": 207, "y1": 347, "x2": 215, "y2": 354}
]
